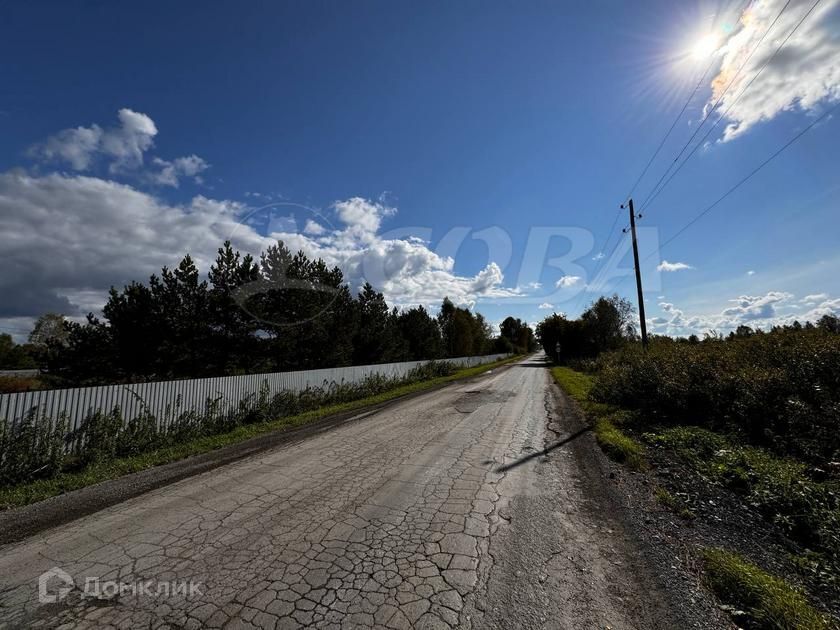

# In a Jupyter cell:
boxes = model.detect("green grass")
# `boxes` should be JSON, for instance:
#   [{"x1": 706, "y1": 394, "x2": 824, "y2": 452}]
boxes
[
  {"x1": 644, "y1": 426, "x2": 840, "y2": 558},
  {"x1": 550, "y1": 366, "x2": 593, "y2": 403},
  {"x1": 655, "y1": 487, "x2": 678, "y2": 509},
  {"x1": 702, "y1": 548, "x2": 831, "y2": 630},
  {"x1": 593, "y1": 417, "x2": 647, "y2": 471},
  {"x1": 0, "y1": 356, "x2": 520, "y2": 510},
  {"x1": 655, "y1": 487, "x2": 696, "y2": 520},
  {"x1": 550, "y1": 366, "x2": 647, "y2": 471}
]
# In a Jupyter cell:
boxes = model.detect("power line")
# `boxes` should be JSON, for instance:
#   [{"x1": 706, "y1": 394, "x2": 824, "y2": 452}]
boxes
[
  {"x1": 640, "y1": 0, "x2": 823, "y2": 214},
  {"x1": 585, "y1": 0, "x2": 785, "y2": 305},
  {"x1": 608, "y1": 98, "x2": 837, "y2": 296},
  {"x1": 570, "y1": 225, "x2": 629, "y2": 316},
  {"x1": 648, "y1": 99, "x2": 839, "y2": 259},
  {"x1": 637, "y1": 0, "x2": 793, "y2": 212},
  {"x1": 596, "y1": 207, "x2": 622, "y2": 261},
  {"x1": 623, "y1": 16, "x2": 739, "y2": 203},
  {"x1": 606, "y1": 17, "x2": 737, "y2": 262}
]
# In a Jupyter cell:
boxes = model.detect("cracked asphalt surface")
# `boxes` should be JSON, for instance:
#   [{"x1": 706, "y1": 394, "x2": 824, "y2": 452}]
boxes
[{"x1": 0, "y1": 354, "x2": 684, "y2": 629}]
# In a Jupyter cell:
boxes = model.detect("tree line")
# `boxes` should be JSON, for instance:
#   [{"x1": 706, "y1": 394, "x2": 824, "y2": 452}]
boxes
[
  {"x1": 535, "y1": 295, "x2": 636, "y2": 362},
  {"x1": 535, "y1": 293, "x2": 840, "y2": 363},
  {"x1": 1, "y1": 241, "x2": 537, "y2": 385}
]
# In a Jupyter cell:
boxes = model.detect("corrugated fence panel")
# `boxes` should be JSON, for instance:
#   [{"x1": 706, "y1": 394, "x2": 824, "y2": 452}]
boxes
[{"x1": 0, "y1": 354, "x2": 510, "y2": 432}]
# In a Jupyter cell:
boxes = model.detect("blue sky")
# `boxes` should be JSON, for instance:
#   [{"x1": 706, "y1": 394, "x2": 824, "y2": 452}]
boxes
[{"x1": 1, "y1": 0, "x2": 839, "y2": 339}]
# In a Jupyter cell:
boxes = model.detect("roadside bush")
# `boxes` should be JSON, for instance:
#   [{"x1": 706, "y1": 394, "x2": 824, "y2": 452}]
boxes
[{"x1": 592, "y1": 328, "x2": 840, "y2": 464}]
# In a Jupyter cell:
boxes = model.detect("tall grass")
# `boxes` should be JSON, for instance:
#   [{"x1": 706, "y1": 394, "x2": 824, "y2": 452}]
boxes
[
  {"x1": 0, "y1": 361, "x2": 456, "y2": 487},
  {"x1": 702, "y1": 548, "x2": 831, "y2": 630}
]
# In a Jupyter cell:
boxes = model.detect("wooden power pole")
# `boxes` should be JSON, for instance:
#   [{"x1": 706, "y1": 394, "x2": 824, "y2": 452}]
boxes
[{"x1": 623, "y1": 198, "x2": 648, "y2": 347}]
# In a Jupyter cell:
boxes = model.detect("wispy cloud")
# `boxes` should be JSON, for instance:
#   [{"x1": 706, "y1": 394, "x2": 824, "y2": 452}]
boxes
[
  {"x1": 803, "y1": 293, "x2": 828, "y2": 304},
  {"x1": 151, "y1": 155, "x2": 209, "y2": 188},
  {"x1": 555, "y1": 275, "x2": 582, "y2": 288},
  {"x1": 657, "y1": 260, "x2": 693, "y2": 272},
  {"x1": 538, "y1": 302, "x2": 554, "y2": 309},
  {"x1": 29, "y1": 108, "x2": 157, "y2": 172}
]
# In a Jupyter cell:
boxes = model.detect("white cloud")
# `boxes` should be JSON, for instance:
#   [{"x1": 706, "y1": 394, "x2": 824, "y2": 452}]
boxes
[
  {"x1": 803, "y1": 292, "x2": 828, "y2": 304},
  {"x1": 0, "y1": 173, "x2": 518, "y2": 324},
  {"x1": 152, "y1": 155, "x2": 210, "y2": 187},
  {"x1": 747, "y1": 270, "x2": 756, "y2": 276},
  {"x1": 472, "y1": 263, "x2": 504, "y2": 293},
  {"x1": 722, "y1": 291, "x2": 793, "y2": 321},
  {"x1": 645, "y1": 290, "x2": 837, "y2": 337},
  {"x1": 802, "y1": 296, "x2": 840, "y2": 322},
  {"x1": 30, "y1": 125, "x2": 103, "y2": 170},
  {"x1": 555, "y1": 275, "x2": 582, "y2": 288},
  {"x1": 303, "y1": 219, "x2": 327, "y2": 236},
  {"x1": 29, "y1": 109, "x2": 210, "y2": 187},
  {"x1": 657, "y1": 260, "x2": 693, "y2": 272},
  {"x1": 31, "y1": 108, "x2": 158, "y2": 172},
  {"x1": 538, "y1": 302, "x2": 554, "y2": 309},
  {"x1": 592, "y1": 252, "x2": 605, "y2": 261},
  {"x1": 334, "y1": 197, "x2": 395, "y2": 235},
  {"x1": 0, "y1": 171, "x2": 254, "y2": 319},
  {"x1": 710, "y1": 0, "x2": 840, "y2": 141}
]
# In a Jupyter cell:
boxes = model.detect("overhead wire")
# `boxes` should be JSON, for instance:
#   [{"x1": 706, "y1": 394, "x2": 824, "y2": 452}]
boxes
[
  {"x1": 582, "y1": 0, "x2": 774, "y2": 310},
  {"x1": 639, "y1": 0, "x2": 824, "y2": 214},
  {"x1": 646, "y1": 99, "x2": 840, "y2": 259},
  {"x1": 637, "y1": 0, "x2": 794, "y2": 212}
]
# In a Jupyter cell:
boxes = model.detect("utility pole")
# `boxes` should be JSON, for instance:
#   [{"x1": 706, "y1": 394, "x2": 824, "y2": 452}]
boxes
[{"x1": 622, "y1": 198, "x2": 648, "y2": 347}]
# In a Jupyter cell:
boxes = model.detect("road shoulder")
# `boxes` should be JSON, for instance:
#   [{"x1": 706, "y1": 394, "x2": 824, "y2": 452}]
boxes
[{"x1": 479, "y1": 366, "x2": 723, "y2": 629}]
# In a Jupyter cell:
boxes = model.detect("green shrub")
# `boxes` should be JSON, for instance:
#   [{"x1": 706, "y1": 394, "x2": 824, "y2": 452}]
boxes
[
  {"x1": 592, "y1": 329, "x2": 840, "y2": 464},
  {"x1": 702, "y1": 548, "x2": 830, "y2": 630},
  {"x1": 655, "y1": 487, "x2": 677, "y2": 509}
]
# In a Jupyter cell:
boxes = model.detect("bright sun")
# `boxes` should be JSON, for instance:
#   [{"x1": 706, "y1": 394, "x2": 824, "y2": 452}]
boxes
[{"x1": 691, "y1": 33, "x2": 720, "y2": 60}]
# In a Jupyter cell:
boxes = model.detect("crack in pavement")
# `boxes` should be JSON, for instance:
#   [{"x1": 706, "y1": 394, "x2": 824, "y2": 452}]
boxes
[{"x1": 0, "y1": 355, "x2": 682, "y2": 629}]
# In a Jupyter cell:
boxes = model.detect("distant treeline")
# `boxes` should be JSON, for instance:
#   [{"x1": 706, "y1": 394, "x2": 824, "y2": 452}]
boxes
[
  {"x1": 1, "y1": 240, "x2": 537, "y2": 386},
  {"x1": 535, "y1": 294, "x2": 637, "y2": 362}
]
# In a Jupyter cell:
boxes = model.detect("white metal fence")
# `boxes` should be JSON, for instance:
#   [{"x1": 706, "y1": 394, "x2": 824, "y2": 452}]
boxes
[{"x1": 0, "y1": 354, "x2": 509, "y2": 432}]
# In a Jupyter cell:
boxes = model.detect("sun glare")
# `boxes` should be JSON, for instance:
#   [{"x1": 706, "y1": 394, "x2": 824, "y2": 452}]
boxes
[{"x1": 691, "y1": 33, "x2": 720, "y2": 60}]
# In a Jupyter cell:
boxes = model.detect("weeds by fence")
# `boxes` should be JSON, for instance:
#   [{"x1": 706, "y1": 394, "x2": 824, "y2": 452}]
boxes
[{"x1": 0, "y1": 356, "x2": 506, "y2": 486}]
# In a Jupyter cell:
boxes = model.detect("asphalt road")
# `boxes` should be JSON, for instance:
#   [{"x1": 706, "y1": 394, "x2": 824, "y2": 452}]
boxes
[{"x1": 0, "y1": 354, "x2": 682, "y2": 629}]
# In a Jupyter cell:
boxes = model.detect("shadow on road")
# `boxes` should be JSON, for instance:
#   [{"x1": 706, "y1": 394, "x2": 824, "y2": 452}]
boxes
[
  {"x1": 494, "y1": 425, "x2": 591, "y2": 473},
  {"x1": 510, "y1": 358, "x2": 553, "y2": 369}
]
